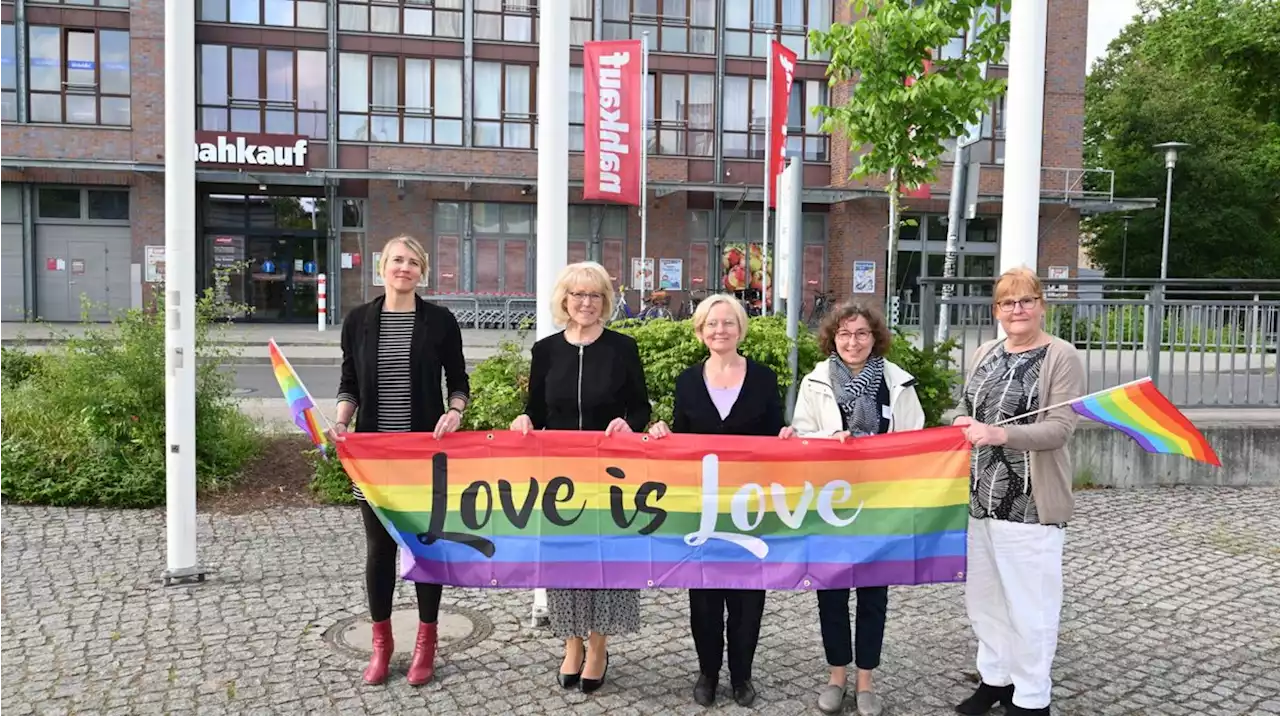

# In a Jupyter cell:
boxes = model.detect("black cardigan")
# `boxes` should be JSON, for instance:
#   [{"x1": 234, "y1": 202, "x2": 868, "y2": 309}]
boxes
[
  {"x1": 525, "y1": 329, "x2": 651, "y2": 432},
  {"x1": 337, "y1": 295, "x2": 470, "y2": 433},
  {"x1": 671, "y1": 359, "x2": 784, "y2": 437}
]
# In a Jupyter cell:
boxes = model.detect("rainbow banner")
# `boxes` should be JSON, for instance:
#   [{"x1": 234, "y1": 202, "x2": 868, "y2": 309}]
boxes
[
  {"x1": 336, "y1": 427, "x2": 971, "y2": 591},
  {"x1": 1070, "y1": 377, "x2": 1220, "y2": 465},
  {"x1": 268, "y1": 338, "x2": 327, "y2": 453}
]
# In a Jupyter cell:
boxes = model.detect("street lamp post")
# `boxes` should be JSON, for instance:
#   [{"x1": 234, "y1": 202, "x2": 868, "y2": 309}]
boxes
[
  {"x1": 1153, "y1": 142, "x2": 1190, "y2": 281},
  {"x1": 1120, "y1": 214, "x2": 1132, "y2": 278}
]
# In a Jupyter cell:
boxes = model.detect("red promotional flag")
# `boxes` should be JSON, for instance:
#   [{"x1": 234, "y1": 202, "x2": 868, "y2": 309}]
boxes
[
  {"x1": 768, "y1": 40, "x2": 798, "y2": 208},
  {"x1": 583, "y1": 39, "x2": 644, "y2": 206}
]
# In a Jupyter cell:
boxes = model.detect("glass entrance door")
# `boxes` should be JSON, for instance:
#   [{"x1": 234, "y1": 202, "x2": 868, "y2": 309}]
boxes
[{"x1": 245, "y1": 233, "x2": 326, "y2": 321}]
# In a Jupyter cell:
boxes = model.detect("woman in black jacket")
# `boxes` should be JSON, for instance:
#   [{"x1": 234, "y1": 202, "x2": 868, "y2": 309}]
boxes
[
  {"x1": 509, "y1": 261, "x2": 651, "y2": 695},
  {"x1": 328, "y1": 235, "x2": 470, "y2": 687},
  {"x1": 647, "y1": 293, "x2": 783, "y2": 708}
]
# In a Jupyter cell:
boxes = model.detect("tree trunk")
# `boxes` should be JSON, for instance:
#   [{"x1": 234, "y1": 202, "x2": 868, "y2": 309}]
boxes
[{"x1": 885, "y1": 167, "x2": 901, "y2": 327}]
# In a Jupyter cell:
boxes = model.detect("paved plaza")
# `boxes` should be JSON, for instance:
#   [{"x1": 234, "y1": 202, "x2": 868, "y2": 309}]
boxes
[{"x1": 2, "y1": 487, "x2": 1278, "y2": 716}]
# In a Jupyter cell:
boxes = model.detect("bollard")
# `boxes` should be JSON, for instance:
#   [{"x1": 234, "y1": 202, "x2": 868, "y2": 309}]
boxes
[{"x1": 318, "y1": 273, "x2": 327, "y2": 331}]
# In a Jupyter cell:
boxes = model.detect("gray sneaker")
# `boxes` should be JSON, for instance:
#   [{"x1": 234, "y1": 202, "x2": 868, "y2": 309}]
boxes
[
  {"x1": 856, "y1": 690, "x2": 884, "y2": 716},
  {"x1": 817, "y1": 684, "x2": 847, "y2": 714}
]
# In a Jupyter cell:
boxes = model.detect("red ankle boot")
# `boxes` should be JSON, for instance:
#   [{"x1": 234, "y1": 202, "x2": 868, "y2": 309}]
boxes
[
  {"x1": 406, "y1": 622, "x2": 439, "y2": 686},
  {"x1": 363, "y1": 619, "x2": 394, "y2": 685}
]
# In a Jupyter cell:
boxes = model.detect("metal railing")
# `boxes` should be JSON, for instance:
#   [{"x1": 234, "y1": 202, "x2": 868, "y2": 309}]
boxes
[{"x1": 914, "y1": 277, "x2": 1280, "y2": 409}]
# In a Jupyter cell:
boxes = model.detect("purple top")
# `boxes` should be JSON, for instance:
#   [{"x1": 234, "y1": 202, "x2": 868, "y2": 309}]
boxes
[{"x1": 705, "y1": 379, "x2": 743, "y2": 420}]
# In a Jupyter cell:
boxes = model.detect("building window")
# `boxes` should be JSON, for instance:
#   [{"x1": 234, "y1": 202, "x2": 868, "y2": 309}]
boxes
[
  {"x1": 338, "y1": 0, "x2": 463, "y2": 38},
  {"x1": 602, "y1": 0, "x2": 716, "y2": 54},
  {"x1": 37, "y1": 188, "x2": 130, "y2": 221},
  {"x1": 27, "y1": 26, "x2": 130, "y2": 126},
  {"x1": 568, "y1": 66, "x2": 585, "y2": 151},
  {"x1": 722, "y1": 75, "x2": 827, "y2": 161},
  {"x1": 473, "y1": 62, "x2": 534, "y2": 149},
  {"x1": 199, "y1": 0, "x2": 328, "y2": 28},
  {"x1": 199, "y1": 46, "x2": 328, "y2": 138},
  {"x1": 644, "y1": 72, "x2": 715, "y2": 156},
  {"x1": 29, "y1": 0, "x2": 129, "y2": 6},
  {"x1": 725, "y1": 0, "x2": 831, "y2": 60},
  {"x1": 474, "y1": 0, "x2": 533, "y2": 43},
  {"x1": 338, "y1": 53, "x2": 462, "y2": 144},
  {"x1": 2, "y1": 24, "x2": 15, "y2": 121},
  {"x1": 939, "y1": 3, "x2": 1007, "y2": 64}
]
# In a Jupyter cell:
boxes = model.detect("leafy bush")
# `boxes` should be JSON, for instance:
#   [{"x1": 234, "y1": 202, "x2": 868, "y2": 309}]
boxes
[
  {"x1": 459, "y1": 334, "x2": 531, "y2": 432},
  {"x1": 308, "y1": 445, "x2": 357, "y2": 505},
  {"x1": 1, "y1": 346, "x2": 45, "y2": 388},
  {"x1": 886, "y1": 330, "x2": 960, "y2": 428},
  {"x1": 1, "y1": 290, "x2": 263, "y2": 507}
]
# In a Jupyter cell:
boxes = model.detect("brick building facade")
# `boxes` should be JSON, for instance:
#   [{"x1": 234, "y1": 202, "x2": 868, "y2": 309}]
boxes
[{"x1": 1, "y1": 0, "x2": 1119, "y2": 325}]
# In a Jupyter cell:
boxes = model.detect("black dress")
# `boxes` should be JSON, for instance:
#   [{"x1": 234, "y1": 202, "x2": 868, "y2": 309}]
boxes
[
  {"x1": 670, "y1": 359, "x2": 783, "y2": 687},
  {"x1": 525, "y1": 328, "x2": 651, "y2": 638}
]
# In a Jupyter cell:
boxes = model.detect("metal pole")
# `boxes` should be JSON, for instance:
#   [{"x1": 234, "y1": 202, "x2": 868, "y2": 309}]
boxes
[
  {"x1": 783, "y1": 156, "x2": 804, "y2": 418},
  {"x1": 530, "y1": 0, "x2": 570, "y2": 627},
  {"x1": 639, "y1": 31, "x2": 650, "y2": 297},
  {"x1": 163, "y1": 0, "x2": 202, "y2": 586},
  {"x1": 761, "y1": 40, "x2": 773, "y2": 317},
  {"x1": 1159, "y1": 165, "x2": 1174, "y2": 281},
  {"x1": 936, "y1": 140, "x2": 968, "y2": 344},
  {"x1": 1120, "y1": 216, "x2": 1130, "y2": 278},
  {"x1": 998, "y1": 0, "x2": 1047, "y2": 274}
]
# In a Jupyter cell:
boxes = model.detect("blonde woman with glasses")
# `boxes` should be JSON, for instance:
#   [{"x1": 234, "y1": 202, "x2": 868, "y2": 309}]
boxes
[{"x1": 508, "y1": 261, "x2": 652, "y2": 695}]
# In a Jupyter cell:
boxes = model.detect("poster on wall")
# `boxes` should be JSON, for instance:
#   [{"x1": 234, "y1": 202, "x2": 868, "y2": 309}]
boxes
[
  {"x1": 1046, "y1": 265, "x2": 1069, "y2": 298},
  {"x1": 658, "y1": 259, "x2": 683, "y2": 291},
  {"x1": 144, "y1": 246, "x2": 165, "y2": 283},
  {"x1": 630, "y1": 257, "x2": 654, "y2": 292},
  {"x1": 371, "y1": 251, "x2": 430, "y2": 288},
  {"x1": 853, "y1": 260, "x2": 876, "y2": 294},
  {"x1": 721, "y1": 243, "x2": 772, "y2": 312}
]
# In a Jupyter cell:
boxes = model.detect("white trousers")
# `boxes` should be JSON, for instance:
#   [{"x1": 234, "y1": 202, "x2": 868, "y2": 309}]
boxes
[{"x1": 965, "y1": 517, "x2": 1065, "y2": 709}]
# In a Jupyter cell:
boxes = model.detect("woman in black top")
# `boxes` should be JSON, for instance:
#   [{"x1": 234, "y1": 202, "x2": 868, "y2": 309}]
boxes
[
  {"x1": 509, "y1": 261, "x2": 651, "y2": 695},
  {"x1": 648, "y1": 294, "x2": 783, "y2": 708},
  {"x1": 328, "y1": 236, "x2": 470, "y2": 687}
]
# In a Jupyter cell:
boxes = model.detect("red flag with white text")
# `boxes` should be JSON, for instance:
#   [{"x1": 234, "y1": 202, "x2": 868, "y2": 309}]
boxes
[
  {"x1": 768, "y1": 41, "x2": 798, "y2": 208},
  {"x1": 583, "y1": 39, "x2": 644, "y2": 206}
]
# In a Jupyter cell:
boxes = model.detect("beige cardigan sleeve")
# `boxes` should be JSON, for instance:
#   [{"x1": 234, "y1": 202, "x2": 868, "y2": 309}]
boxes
[{"x1": 1002, "y1": 340, "x2": 1086, "y2": 452}]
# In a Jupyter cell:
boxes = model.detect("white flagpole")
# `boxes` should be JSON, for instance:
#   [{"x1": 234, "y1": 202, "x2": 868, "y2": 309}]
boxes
[
  {"x1": 639, "y1": 31, "x2": 650, "y2": 297},
  {"x1": 991, "y1": 377, "x2": 1152, "y2": 427},
  {"x1": 761, "y1": 40, "x2": 773, "y2": 317}
]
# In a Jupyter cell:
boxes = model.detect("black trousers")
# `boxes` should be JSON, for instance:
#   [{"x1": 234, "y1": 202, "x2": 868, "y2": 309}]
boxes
[
  {"x1": 360, "y1": 500, "x2": 442, "y2": 623},
  {"x1": 817, "y1": 587, "x2": 888, "y2": 670},
  {"x1": 689, "y1": 588, "x2": 766, "y2": 685}
]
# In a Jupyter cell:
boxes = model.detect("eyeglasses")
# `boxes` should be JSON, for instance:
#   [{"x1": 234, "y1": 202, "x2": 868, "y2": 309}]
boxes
[
  {"x1": 569, "y1": 291, "x2": 604, "y2": 303},
  {"x1": 996, "y1": 297, "x2": 1040, "y2": 313},
  {"x1": 835, "y1": 330, "x2": 874, "y2": 343}
]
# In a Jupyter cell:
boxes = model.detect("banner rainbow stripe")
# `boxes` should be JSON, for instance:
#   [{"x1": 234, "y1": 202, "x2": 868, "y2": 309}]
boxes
[
  {"x1": 337, "y1": 428, "x2": 972, "y2": 591},
  {"x1": 268, "y1": 339, "x2": 326, "y2": 451},
  {"x1": 1071, "y1": 377, "x2": 1220, "y2": 466}
]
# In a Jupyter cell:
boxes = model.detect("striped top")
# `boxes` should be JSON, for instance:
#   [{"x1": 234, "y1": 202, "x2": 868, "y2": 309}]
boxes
[{"x1": 349, "y1": 310, "x2": 416, "y2": 501}]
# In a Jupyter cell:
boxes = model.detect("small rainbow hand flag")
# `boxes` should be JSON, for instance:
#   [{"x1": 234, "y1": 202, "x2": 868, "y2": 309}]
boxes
[
  {"x1": 1070, "y1": 377, "x2": 1220, "y2": 466},
  {"x1": 268, "y1": 338, "x2": 329, "y2": 455}
]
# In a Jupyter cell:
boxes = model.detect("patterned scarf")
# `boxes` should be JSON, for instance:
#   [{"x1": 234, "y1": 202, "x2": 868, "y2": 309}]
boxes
[{"x1": 829, "y1": 353, "x2": 885, "y2": 437}]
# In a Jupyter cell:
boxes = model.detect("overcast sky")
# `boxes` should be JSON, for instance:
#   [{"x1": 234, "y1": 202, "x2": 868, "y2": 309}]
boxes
[{"x1": 1087, "y1": 0, "x2": 1142, "y2": 71}]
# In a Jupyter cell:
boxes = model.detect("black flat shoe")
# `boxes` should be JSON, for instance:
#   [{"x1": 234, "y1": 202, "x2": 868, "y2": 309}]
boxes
[
  {"x1": 693, "y1": 674, "x2": 718, "y2": 706},
  {"x1": 580, "y1": 653, "x2": 609, "y2": 694},
  {"x1": 1006, "y1": 704, "x2": 1050, "y2": 716},
  {"x1": 956, "y1": 683, "x2": 1014, "y2": 715},
  {"x1": 557, "y1": 653, "x2": 584, "y2": 689},
  {"x1": 732, "y1": 680, "x2": 757, "y2": 707}
]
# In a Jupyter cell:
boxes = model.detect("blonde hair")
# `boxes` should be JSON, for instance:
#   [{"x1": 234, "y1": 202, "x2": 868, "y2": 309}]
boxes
[
  {"x1": 692, "y1": 293, "x2": 750, "y2": 339},
  {"x1": 378, "y1": 235, "x2": 429, "y2": 281},
  {"x1": 994, "y1": 266, "x2": 1044, "y2": 304},
  {"x1": 551, "y1": 261, "x2": 614, "y2": 327}
]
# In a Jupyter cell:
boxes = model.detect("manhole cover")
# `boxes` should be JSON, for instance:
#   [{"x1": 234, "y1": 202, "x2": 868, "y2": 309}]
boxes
[
  {"x1": 325, "y1": 604, "x2": 493, "y2": 662},
  {"x1": 231, "y1": 387, "x2": 256, "y2": 396}
]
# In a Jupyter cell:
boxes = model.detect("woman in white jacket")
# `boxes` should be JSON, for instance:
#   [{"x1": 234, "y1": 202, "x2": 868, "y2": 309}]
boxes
[{"x1": 780, "y1": 299, "x2": 925, "y2": 716}]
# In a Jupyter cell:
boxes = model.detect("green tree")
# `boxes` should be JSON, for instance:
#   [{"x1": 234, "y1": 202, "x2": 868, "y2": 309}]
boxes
[
  {"x1": 811, "y1": 0, "x2": 1007, "y2": 315},
  {"x1": 1083, "y1": 0, "x2": 1280, "y2": 279}
]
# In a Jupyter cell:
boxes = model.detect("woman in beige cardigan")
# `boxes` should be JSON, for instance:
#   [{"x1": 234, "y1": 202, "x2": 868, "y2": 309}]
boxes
[{"x1": 952, "y1": 267, "x2": 1085, "y2": 716}]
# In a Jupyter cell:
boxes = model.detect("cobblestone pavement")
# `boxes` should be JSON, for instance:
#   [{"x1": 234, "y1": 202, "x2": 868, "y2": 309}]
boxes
[{"x1": 3, "y1": 487, "x2": 1279, "y2": 716}]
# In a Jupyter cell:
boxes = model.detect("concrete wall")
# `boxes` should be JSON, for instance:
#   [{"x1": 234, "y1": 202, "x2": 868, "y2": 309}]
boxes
[{"x1": 1072, "y1": 422, "x2": 1280, "y2": 488}]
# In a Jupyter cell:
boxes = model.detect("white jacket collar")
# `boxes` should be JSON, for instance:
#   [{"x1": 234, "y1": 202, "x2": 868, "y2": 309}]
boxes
[{"x1": 801, "y1": 358, "x2": 916, "y2": 390}]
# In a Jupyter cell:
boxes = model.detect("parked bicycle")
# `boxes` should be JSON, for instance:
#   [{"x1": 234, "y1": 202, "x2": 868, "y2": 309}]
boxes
[
  {"x1": 681, "y1": 288, "x2": 710, "y2": 319},
  {"x1": 805, "y1": 289, "x2": 835, "y2": 329},
  {"x1": 609, "y1": 285, "x2": 675, "y2": 323}
]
